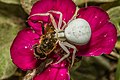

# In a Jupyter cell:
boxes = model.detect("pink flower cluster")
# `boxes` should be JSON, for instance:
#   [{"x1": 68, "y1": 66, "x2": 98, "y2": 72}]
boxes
[{"x1": 10, "y1": 0, "x2": 117, "y2": 80}]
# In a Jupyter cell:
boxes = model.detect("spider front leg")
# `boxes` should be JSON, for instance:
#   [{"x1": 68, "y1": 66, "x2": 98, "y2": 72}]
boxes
[
  {"x1": 48, "y1": 11, "x2": 63, "y2": 30},
  {"x1": 28, "y1": 13, "x2": 58, "y2": 30}
]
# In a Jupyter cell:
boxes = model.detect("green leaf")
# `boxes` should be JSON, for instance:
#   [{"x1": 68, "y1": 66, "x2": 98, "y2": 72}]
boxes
[
  {"x1": 70, "y1": 57, "x2": 111, "y2": 80},
  {"x1": 73, "y1": 0, "x2": 116, "y2": 6},
  {"x1": 70, "y1": 61, "x2": 82, "y2": 80},
  {"x1": 0, "y1": 0, "x2": 20, "y2": 4},
  {"x1": 116, "y1": 57, "x2": 120, "y2": 80},
  {"x1": 70, "y1": 57, "x2": 97, "y2": 80},
  {"x1": 20, "y1": 0, "x2": 38, "y2": 14},
  {"x1": 71, "y1": 61, "x2": 81, "y2": 71},
  {"x1": 115, "y1": 37, "x2": 120, "y2": 49},
  {"x1": 107, "y1": 6, "x2": 120, "y2": 36},
  {"x1": 0, "y1": 9, "x2": 23, "y2": 79}
]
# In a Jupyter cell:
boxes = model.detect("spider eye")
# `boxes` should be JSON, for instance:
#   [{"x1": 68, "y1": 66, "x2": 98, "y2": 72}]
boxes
[{"x1": 65, "y1": 18, "x2": 91, "y2": 45}]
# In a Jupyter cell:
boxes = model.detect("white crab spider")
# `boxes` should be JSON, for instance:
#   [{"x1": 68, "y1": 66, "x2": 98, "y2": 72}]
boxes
[{"x1": 28, "y1": 11, "x2": 91, "y2": 67}]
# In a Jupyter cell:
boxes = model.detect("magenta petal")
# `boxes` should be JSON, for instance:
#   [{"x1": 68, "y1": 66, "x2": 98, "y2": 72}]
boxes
[
  {"x1": 30, "y1": 0, "x2": 54, "y2": 15},
  {"x1": 29, "y1": 0, "x2": 55, "y2": 22},
  {"x1": 28, "y1": 0, "x2": 54, "y2": 35},
  {"x1": 28, "y1": 20, "x2": 43, "y2": 35},
  {"x1": 28, "y1": 0, "x2": 76, "y2": 34},
  {"x1": 10, "y1": 28, "x2": 40, "y2": 70},
  {"x1": 33, "y1": 61, "x2": 70, "y2": 80},
  {"x1": 30, "y1": 0, "x2": 76, "y2": 22},
  {"x1": 77, "y1": 6, "x2": 110, "y2": 31},
  {"x1": 53, "y1": 0, "x2": 76, "y2": 22},
  {"x1": 76, "y1": 6, "x2": 117, "y2": 56}
]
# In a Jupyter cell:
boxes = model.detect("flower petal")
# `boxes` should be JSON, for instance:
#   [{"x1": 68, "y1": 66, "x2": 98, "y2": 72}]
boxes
[
  {"x1": 76, "y1": 6, "x2": 117, "y2": 56},
  {"x1": 53, "y1": 0, "x2": 76, "y2": 22},
  {"x1": 10, "y1": 28, "x2": 40, "y2": 70},
  {"x1": 77, "y1": 6, "x2": 110, "y2": 32},
  {"x1": 28, "y1": 0, "x2": 76, "y2": 34},
  {"x1": 28, "y1": 21, "x2": 43, "y2": 35},
  {"x1": 33, "y1": 61, "x2": 70, "y2": 80},
  {"x1": 28, "y1": 0, "x2": 54, "y2": 35}
]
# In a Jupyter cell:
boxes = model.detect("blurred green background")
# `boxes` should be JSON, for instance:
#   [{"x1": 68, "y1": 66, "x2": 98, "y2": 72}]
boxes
[{"x1": 0, "y1": 0, "x2": 120, "y2": 80}]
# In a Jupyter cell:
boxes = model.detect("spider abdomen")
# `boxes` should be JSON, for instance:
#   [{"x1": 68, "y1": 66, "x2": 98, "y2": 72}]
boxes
[{"x1": 65, "y1": 18, "x2": 91, "y2": 45}]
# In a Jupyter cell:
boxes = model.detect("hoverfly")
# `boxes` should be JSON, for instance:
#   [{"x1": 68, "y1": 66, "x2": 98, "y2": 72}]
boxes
[{"x1": 33, "y1": 24, "x2": 57, "y2": 60}]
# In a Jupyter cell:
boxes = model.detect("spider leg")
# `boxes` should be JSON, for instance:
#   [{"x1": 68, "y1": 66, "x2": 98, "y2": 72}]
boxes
[
  {"x1": 48, "y1": 11, "x2": 63, "y2": 30},
  {"x1": 55, "y1": 41, "x2": 70, "y2": 64},
  {"x1": 28, "y1": 13, "x2": 50, "y2": 19},
  {"x1": 49, "y1": 14, "x2": 58, "y2": 30},
  {"x1": 61, "y1": 21, "x2": 67, "y2": 30},
  {"x1": 67, "y1": 7, "x2": 79, "y2": 24},
  {"x1": 28, "y1": 13, "x2": 58, "y2": 30},
  {"x1": 48, "y1": 11, "x2": 67, "y2": 30},
  {"x1": 62, "y1": 42, "x2": 77, "y2": 67}
]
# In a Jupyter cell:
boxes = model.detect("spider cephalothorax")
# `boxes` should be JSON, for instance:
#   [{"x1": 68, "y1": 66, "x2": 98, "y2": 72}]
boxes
[{"x1": 29, "y1": 10, "x2": 91, "y2": 66}]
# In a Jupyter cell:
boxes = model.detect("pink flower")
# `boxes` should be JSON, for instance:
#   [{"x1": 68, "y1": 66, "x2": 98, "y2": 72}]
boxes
[
  {"x1": 10, "y1": 0, "x2": 117, "y2": 80},
  {"x1": 28, "y1": 0, "x2": 117, "y2": 57}
]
